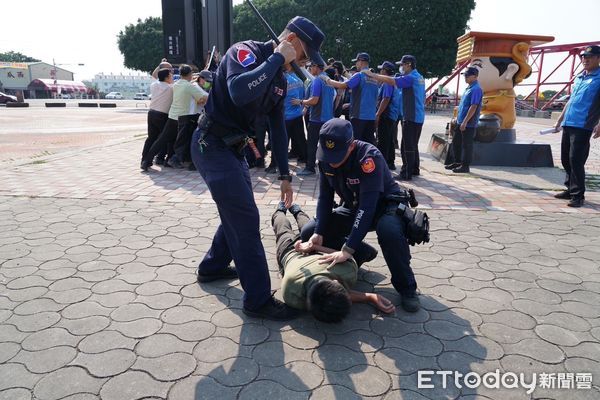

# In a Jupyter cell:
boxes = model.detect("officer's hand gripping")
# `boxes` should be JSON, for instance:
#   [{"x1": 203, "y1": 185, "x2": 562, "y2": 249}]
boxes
[
  {"x1": 275, "y1": 40, "x2": 297, "y2": 65},
  {"x1": 280, "y1": 180, "x2": 293, "y2": 208},
  {"x1": 319, "y1": 249, "x2": 352, "y2": 270}
]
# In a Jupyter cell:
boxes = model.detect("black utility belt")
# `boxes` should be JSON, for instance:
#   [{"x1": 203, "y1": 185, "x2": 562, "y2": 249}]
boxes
[{"x1": 198, "y1": 114, "x2": 249, "y2": 149}]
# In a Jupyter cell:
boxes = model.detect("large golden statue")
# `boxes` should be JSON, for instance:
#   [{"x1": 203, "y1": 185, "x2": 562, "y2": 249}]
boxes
[{"x1": 456, "y1": 32, "x2": 554, "y2": 130}]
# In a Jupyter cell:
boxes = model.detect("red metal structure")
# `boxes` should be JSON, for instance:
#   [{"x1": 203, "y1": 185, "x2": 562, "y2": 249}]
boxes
[
  {"x1": 426, "y1": 39, "x2": 600, "y2": 111},
  {"x1": 522, "y1": 41, "x2": 600, "y2": 110}
]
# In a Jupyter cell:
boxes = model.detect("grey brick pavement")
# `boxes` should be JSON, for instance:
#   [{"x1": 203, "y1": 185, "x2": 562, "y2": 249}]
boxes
[{"x1": 1, "y1": 195, "x2": 599, "y2": 399}]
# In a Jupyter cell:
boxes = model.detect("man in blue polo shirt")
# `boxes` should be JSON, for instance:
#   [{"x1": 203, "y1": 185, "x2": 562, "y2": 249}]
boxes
[
  {"x1": 445, "y1": 66, "x2": 483, "y2": 173},
  {"x1": 324, "y1": 52, "x2": 379, "y2": 144},
  {"x1": 295, "y1": 62, "x2": 335, "y2": 176},
  {"x1": 364, "y1": 55, "x2": 425, "y2": 180},
  {"x1": 375, "y1": 61, "x2": 402, "y2": 170},
  {"x1": 554, "y1": 45, "x2": 600, "y2": 207}
]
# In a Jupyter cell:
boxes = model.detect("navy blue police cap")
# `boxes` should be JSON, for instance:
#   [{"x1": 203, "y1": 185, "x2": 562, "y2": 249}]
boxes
[
  {"x1": 317, "y1": 119, "x2": 354, "y2": 164},
  {"x1": 461, "y1": 66, "x2": 479, "y2": 77},
  {"x1": 377, "y1": 61, "x2": 396, "y2": 72},
  {"x1": 581, "y1": 45, "x2": 600, "y2": 56},
  {"x1": 351, "y1": 52, "x2": 370, "y2": 63},
  {"x1": 286, "y1": 16, "x2": 326, "y2": 66}
]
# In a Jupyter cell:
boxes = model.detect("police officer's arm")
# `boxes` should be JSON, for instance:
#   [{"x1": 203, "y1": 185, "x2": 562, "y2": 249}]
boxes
[
  {"x1": 267, "y1": 109, "x2": 290, "y2": 178},
  {"x1": 227, "y1": 52, "x2": 286, "y2": 106},
  {"x1": 344, "y1": 191, "x2": 380, "y2": 254}
]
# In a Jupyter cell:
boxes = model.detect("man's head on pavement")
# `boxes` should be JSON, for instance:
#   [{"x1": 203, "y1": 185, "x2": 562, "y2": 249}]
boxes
[
  {"x1": 352, "y1": 52, "x2": 370, "y2": 70},
  {"x1": 581, "y1": 45, "x2": 600, "y2": 72},
  {"x1": 306, "y1": 277, "x2": 351, "y2": 323},
  {"x1": 317, "y1": 119, "x2": 356, "y2": 167},
  {"x1": 280, "y1": 16, "x2": 325, "y2": 67}
]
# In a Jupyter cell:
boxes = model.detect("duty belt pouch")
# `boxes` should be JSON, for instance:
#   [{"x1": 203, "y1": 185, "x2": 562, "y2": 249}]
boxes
[
  {"x1": 396, "y1": 203, "x2": 430, "y2": 246},
  {"x1": 201, "y1": 114, "x2": 248, "y2": 151}
]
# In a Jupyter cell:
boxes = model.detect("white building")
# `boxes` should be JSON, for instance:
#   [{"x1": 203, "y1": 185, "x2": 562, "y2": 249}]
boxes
[{"x1": 91, "y1": 72, "x2": 154, "y2": 98}]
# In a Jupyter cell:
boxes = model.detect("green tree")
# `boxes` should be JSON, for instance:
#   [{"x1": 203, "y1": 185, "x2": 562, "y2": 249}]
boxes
[
  {"x1": 117, "y1": 17, "x2": 163, "y2": 73},
  {"x1": 541, "y1": 90, "x2": 558, "y2": 100},
  {"x1": 232, "y1": 0, "x2": 475, "y2": 78},
  {"x1": 0, "y1": 51, "x2": 40, "y2": 62}
]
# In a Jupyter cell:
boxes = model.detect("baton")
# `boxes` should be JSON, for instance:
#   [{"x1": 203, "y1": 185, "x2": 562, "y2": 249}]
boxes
[
  {"x1": 245, "y1": 0, "x2": 306, "y2": 82},
  {"x1": 204, "y1": 45, "x2": 216, "y2": 71}
]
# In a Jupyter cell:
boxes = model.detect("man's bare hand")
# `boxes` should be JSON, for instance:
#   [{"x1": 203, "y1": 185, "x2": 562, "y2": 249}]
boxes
[
  {"x1": 319, "y1": 249, "x2": 351, "y2": 269},
  {"x1": 290, "y1": 98, "x2": 303, "y2": 106},
  {"x1": 369, "y1": 293, "x2": 395, "y2": 313},
  {"x1": 275, "y1": 41, "x2": 296, "y2": 64},
  {"x1": 294, "y1": 240, "x2": 314, "y2": 254},
  {"x1": 308, "y1": 233, "x2": 323, "y2": 248},
  {"x1": 280, "y1": 180, "x2": 293, "y2": 208},
  {"x1": 460, "y1": 121, "x2": 467, "y2": 132}
]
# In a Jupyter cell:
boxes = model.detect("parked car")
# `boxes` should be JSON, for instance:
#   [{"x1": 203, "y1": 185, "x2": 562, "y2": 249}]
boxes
[
  {"x1": 0, "y1": 91, "x2": 17, "y2": 104},
  {"x1": 105, "y1": 92, "x2": 124, "y2": 100},
  {"x1": 59, "y1": 93, "x2": 72, "y2": 99},
  {"x1": 548, "y1": 94, "x2": 570, "y2": 110},
  {"x1": 133, "y1": 92, "x2": 149, "y2": 100}
]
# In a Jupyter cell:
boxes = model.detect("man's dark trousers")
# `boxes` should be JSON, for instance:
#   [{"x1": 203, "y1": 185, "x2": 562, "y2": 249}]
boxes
[
  {"x1": 142, "y1": 110, "x2": 169, "y2": 161},
  {"x1": 400, "y1": 120, "x2": 423, "y2": 178},
  {"x1": 174, "y1": 114, "x2": 200, "y2": 162},
  {"x1": 351, "y1": 118, "x2": 375, "y2": 144},
  {"x1": 561, "y1": 126, "x2": 593, "y2": 199},
  {"x1": 272, "y1": 209, "x2": 310, "y2": 273},
  {"x1": 286, "y1": 116, "x2": 307, "y2": 162},
  {"x1": 144, "y1": 118, "x2": 178, "y2": 163},
  {"x1": 377, "y1": 116, "x2": 396, "y2": 167},
  {"x1": 452, "y1": 125, "x2": 475, "y2": 167}
]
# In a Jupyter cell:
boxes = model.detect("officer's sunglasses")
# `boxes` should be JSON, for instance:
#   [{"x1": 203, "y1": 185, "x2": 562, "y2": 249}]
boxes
[{"x1": 296, "y1": 39, "x2": 310, "y2": 64}]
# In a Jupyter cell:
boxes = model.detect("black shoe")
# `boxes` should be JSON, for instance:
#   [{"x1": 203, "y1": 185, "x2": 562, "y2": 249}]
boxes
[
  {"x1": 401, "y1": 292, "x2": 421, "y2": 313},
  {"x1": 265, "y1": 164, "x2": 277, "y2": 174},
  {"x1": 388, "y1": 164, "x2": 397, "y2": 171},
  {"x1": 276, "y1": 201, "x2": 287, "y2": 213},
  {"x1": 567, "y1": 198, "x2": 584, "y2": 208},
  {"x1": 396, "y1": 173, "x2": 412, "y2": 181},
  {"x1": 188, "y1": 163, "x2": 197, "y2": 171},
  {"x1": 413, "y1": 170, "x2": 420, "y2": 176},
  {"x1": 554, "y1": 190, "x2": 571, "y2": 200},
  {"x1": 163, "y1": 159, "x2": 173, "y2": 168},
  {"x1": 452, "y1": 165, "x2": 470, "y2": 173},
  {"x1": 167, "y1": 157, "x2": 184, "y2": 169},
  {"x1": 255, "y1": 159, "x2": 266, "y2": 168},
  {"x1": 140, "y1": 160, "x2": 151, "y2": 171},
  {"x1": 445, "y1": 162, "x2": 461, "y2": 170},
  {"x1": 288, "y1": 151, "x2": 298, "y2": 159},
  {"x1": 243, "y1": 296, "x2": 300, "y2": 321},
  {"x1": 154, "y1": 157, "x2": 165, "y2": 166},
  {"x1": 197, "y1": 265, "x2": 239, "y2": 283}
]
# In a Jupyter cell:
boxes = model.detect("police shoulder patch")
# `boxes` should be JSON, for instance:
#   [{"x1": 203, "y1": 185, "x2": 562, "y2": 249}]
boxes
[
  {"x1": 361, "y1": 157, "x2": 376, "y2": 173},
  {"x1": 236, "y1": 46, "x2": 256, "y2": 67}
]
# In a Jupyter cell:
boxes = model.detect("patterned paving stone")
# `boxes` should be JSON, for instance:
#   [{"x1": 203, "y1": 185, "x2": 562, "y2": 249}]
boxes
[
  {"x1": 259, "y1": 360, "x2": 323, "y2": 391},
  {"x1": 134, "y1": 293, "x2": 182, "y2": 309},
  {"x1": 136, "y1": 333, "x2": 194, "y2": 357},
  {"x1": 252, "y1": 341, "x2": 314, "y2": 367},
  {"x1": 326, "y1": 329, "x2": 384, "y2": 353},
  {"x1": 160, "y1": 320, "x2": 216, "y2": 342},
  {"x1": 132, "y1": 353, "x2": 197, "y2": 381},
  {"x1": 57, "y1": 316, "x2": 110, "y2": 336},
  {"x1": 108, "y1": 318, "x2": 162, "y2": 338},
  {"x1": 110, "y1": 303, "x2": 161, "y2": 322},
  {"x1": 44, "y1": 288, "x2": 92, "y2": 305},
  {"x1": 311, "y1": 385, "x2": 363, "y2": 400},
  {"x1": 33, "y1": 366, "x2": 105, "y2": 400},
  {"x1": 77, "y1": 330, "x2": 137, "y2": 354},
  {"x1": 88, "y1": 292, "x2": 136, "y2": 308},
  {"x1": 326, "y1": 365, "x2": 392, "y2": 396},
  {"x1": 374, "y1": 347, "x2": 438, "y2": 376},
  {"x1": 505, "y1": 338, "x2": 565, "y2": 364},
  {"x1": 99, "y1": 371, "x2": 170, "y2": 400},
  {"x1": 12, "y1": 346, "x2": 77, "y2": 374},
  {"x1": 0, "y1": 363, "x2": 41, "y2": 391},
  {"x1": 6, "y1": 312, "x2": 60, "y2": 332},
  {"x1": 238, "y1": 380, "x2": 309, "y2": 400},
  {"x1": 0, "y1": 388, "x2": 32, "y2": 400},
  {"x1": 424, "y1": 320, "x2": 473, "y2": 341},
  {"x1": 0, "y1": 342, "x2": 20, "y2": 363},
  {"x1": 168, "y1": 375, "x2": 240, "y2": 400},
  {"x1": 61, "y1": 301, "x2": 112, "y2": 319},
  {"x1": 161, "y1": 305, "x2": 212, "y2": 324},
  {"x1": 21, "y1": 327, "x2": 81, "y2": 351},
  {"x1": 384, "y1": 333, "x2": 443, "y2": 357},
  {"x1": 70, "y1": 349, "x2": 135, "y2": 378}
]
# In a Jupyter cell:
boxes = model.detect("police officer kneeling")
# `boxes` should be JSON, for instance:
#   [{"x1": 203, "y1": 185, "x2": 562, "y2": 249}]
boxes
[{"x1": 301, "y1": 119, "x2": 421, "y2": 312}]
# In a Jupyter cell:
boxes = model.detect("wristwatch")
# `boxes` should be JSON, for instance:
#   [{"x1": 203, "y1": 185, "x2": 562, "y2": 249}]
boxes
[{"x1": 278, "y1": 174, "x2": 293, "y2": 182}]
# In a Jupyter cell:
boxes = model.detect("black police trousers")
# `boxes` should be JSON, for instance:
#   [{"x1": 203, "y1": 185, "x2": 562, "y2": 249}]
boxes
[
  {"x1": 142, "y1": 109, "x2": 168, "y2": 161},
  {"x1": 306, "y1": 121, "x2": 324, "y2": 171},
  {"x1": 452, "y1": 125, "x2": 475, "y2": 167},
  {"x1": 286, "y1": 116, "x2": 307, "y2": 162},
  {"x1": 561, "y1": 126, "x2": 593, "y2": 199},
  {"x1": 400, "y1": 120, "x2": 423, "y2": 178},
  {"x1": 300, "y1": 205, "x2": 416, "y2": 295}
]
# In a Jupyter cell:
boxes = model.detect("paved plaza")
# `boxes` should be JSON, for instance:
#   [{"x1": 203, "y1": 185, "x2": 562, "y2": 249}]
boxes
[{"x1": 0, "y1": 104, "x2": 599, "y2": 399}]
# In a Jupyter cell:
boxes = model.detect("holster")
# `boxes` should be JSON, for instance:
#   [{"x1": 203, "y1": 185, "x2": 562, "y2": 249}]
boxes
[
  {"x1": 396, "y1": 203, "x2": 430, "y2": 246},
  {"x1": 198, "y1": 113, "x2": 249, "y2": 153}
]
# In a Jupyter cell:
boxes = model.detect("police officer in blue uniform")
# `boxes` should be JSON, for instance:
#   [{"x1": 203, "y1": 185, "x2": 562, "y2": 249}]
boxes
[
  {"x1": 554, "y1": 45, "x2": 600, "y2": 208},
  {"x1": 294, "y1": 62, "x2": 336, "y2": 176},
  {"x1": 364, "y1": 55, "x2": 425, "y2": 180},
  {"x1": 191, "y1": 16, "x2": 326, "y2": 320},
  {"x1": 324, "y1": 53, "x2": 379, "y2": 144},
  {"x1": 300, "y1": 119, "x2": 420, "y2": 312},
  {"x1": 376, "y1": 61, "x2": 402, "y2": 170}
]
